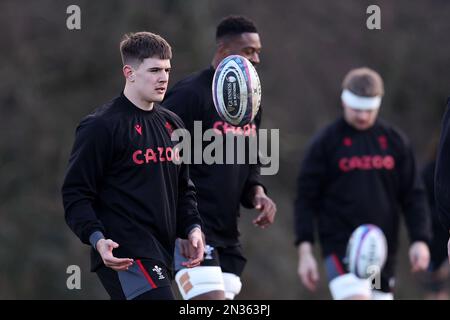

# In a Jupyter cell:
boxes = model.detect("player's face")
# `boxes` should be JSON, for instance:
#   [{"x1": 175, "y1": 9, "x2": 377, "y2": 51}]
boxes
[
  {"x1": 227, "y1": 32, "x2": 262, "y2": 65},
  {"x1": 133, "y1": 57, "x2": 171, "y2": 103},
  {"x1": 343, "y1": 105, "x2": 379, "y2": 130}
]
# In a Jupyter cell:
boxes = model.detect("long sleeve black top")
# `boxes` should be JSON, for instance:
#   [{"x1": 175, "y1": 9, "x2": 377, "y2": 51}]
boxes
[
  {"x1": 62, "y1": 93, "x2": 202, "y2": 272},
  {"x1": 294, "y1": 117, "x2": 431, "y2": 257}
]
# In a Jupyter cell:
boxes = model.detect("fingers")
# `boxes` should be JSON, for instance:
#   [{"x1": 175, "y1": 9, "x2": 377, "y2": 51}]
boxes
[
  {"x1": 253, "y1": 213, "x2": 270, "y2": 228},
  {"x1": 253, "y1": 199, "x2": 276, "y2": 228},
  {"x1": 191, "y1": 237, "x2": 199, "y2": 249},
  {"x1": 96, "y1": 239, "x2": 119, "y2": 253},
  {"x1": 108, "y1": 263, "x2": 133, "y2": 271},
  {"x1": 298, "y1": 254, "x2": 319, "y2": 292},
  {"x1": 104, "y1": 256, "x2": 134, "y2": 266},
  {"x1": 182, "y1": 237, "x2": 204, "y2": 268},
  {"x1": 191, "y1": 237, "x2": 204, "y2": 263},
  {"x1": 409, "y1": 242, "x2": 430, "y2": 273},
  {"x1": 310, "y1": 266, "x2": 319, "y2": 283},
  {"x1": 98, "y1": 239, "x2": 133, "y2": 271},
  {"x1": 105, "y1": 260, "x2": 133, "y2": 271},
  {"x1": 301, "y1": 270, "x2": 318, "y2": 292},
  {"x1": 448, "y1": 239, "x2": 450, "y2": 264},
  {"x1": 178, "y1": 239, "x2": 191, "y2": 258},
  {"x1": 411, "y1": 263, "x2": 421, "y2": 273},
  {"x1": 104, "y1": 256, "x2": 134, "y2": 271},
  {"x1": 182, "y1": 255, "x2": 202, "y2": 268},
  {"x1": 410, "y1": 253, "x2": 419, "y2": 272},
  {"x1": 410, "y1": 254, "x2": 429, "y2": 273},
  {"x1": 253, "y1": 211, "x2": 274, "y2": 228},
  {"x1": 181, "y1": 249, "x2": 203, "y2": 268},
  {"x1": 307, "y1": 268, "x2": 319, "y2": 291},
  {"x1": 104, "y1": 239, "x2": 119, "y2": 249},
  {"x1": 410, "y1": 254, "x2": 419, "y2": 273},
  {"x1": 411, "y1": 255, "x2": 429, "y2": 272}
]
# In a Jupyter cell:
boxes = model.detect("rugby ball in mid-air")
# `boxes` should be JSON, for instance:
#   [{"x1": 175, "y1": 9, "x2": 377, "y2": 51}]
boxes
[
  {"x1": 212, "y1": 55, "x2": 261, "y2": 126},
  {"x1": 346, "y1": 224, "x2": 388, "y2": 279}
]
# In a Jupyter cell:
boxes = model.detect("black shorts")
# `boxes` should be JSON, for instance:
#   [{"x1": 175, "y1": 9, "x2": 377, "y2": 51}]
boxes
[
  {"x1": 174, "y1": 240, "x2": 247, "y2": 277},
  {"x1": 96, "y1": 258, "x2": 174, "y2": 300}
]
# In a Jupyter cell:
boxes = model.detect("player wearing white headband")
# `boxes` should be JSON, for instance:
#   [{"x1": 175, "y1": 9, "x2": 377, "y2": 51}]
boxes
[
  {"x1": 340, "y1": 67, "x2": 383, "y2": 131},
  {"x1": 294, "y1": 67, "x2": 431, "y2": 300}
]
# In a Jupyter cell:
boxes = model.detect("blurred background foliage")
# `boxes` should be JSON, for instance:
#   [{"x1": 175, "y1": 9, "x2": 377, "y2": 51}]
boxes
[{"x1": 0, "y1": 0, "x2": 449, "y2": 299}]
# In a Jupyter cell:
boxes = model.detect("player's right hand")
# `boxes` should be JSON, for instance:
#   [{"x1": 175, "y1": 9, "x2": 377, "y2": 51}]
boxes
[
  {"x1": 447, "y1": 236, "x2": 450, "y2": 264},
  {"x1": 297, "y1": 243, "x2": 320, "y2": 292},
  {"x1": 178, "y1": 238, "x2": 191, "y2": 259},
  {"x1": 182, "y1": 228, "x2": 205, "y2": 268},
  {"x1": 96, "y1": 239, "x2": 134, "y2": 271},
  {"x1": 409, "y1": 241, "x2": 430, "y2": 273}
]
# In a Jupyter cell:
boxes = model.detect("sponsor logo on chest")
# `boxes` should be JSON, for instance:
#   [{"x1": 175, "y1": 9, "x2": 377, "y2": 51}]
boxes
[
  {"x1": 131, "y1": 122, "x2": 180, "y2": 165},
  {"x1": 338, "y1": 136, "x2": 395, "y2": 172}
]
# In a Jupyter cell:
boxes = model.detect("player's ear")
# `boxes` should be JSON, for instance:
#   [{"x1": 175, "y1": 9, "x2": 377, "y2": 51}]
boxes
[
  {"x1": 123, "y1": 65, "x2": 135, "y2": 82},
  {"x1": 216, "y1": 40, "x2": 230, "y2": 57}
]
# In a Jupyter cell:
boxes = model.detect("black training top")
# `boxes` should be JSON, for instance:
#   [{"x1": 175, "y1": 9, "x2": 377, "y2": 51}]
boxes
[
  {"x1": 294, "y1": 117, "x2": 431, "y2": 257},
  {"x1": 162, "y1": 67, "x2": 264, "y2": 247},
  {"x1": 435, "y1": 97, "x2": 450, "y2": 232},
  {"x1": 62, "y1": 92, "x2": 202, "y2": 272},
  {"x1": 422, "y1": 160, "x2": 448, "y2": 262}
]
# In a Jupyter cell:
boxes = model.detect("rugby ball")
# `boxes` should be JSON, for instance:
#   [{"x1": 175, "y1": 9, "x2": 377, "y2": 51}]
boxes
[
  {"x1": 346, "y1": 224, "x2": 388, "y2": 279},
  {"x1": 212, "y1": 55, "x2": 261, "y2": 126}
]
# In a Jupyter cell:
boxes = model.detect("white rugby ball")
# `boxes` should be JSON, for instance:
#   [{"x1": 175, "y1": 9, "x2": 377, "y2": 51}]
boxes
[
  {"x1": 346, "y1": 224, "x2": 388, "y2": 279},
  {"x1": 212, "y1": 55, "x2": 261, "y2": 126}
]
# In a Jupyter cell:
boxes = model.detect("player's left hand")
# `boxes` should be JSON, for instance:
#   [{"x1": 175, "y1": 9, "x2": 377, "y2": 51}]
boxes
[
  {"x1": 448, "y1": 235, "x2": 450, "y2": 264},
  {"x1": 409, "y1": 241, "x2": 430, "y2": 273},
  {"x1": 181, "y1": 227, "x2": 205, "y2": 268},
  {"x1": 252, "y1": 186, "x2": 276, "y2": 228}
]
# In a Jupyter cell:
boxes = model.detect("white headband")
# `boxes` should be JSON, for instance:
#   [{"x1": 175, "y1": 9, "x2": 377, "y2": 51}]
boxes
[{"x1": 341, "y1": 89, "x2": 382, "y2": 110}]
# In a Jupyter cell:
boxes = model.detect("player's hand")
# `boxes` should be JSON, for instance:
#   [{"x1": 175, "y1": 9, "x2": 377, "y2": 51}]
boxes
[
  {"x1": 448, "y1": 235, "x2": 450, "y2": 264},
  {"x1": 298, "y1": 242, "x2": 320, "y2": 292},
  {"x1": 177, "y1": 238, "x2": 191, "y2": 259},
  {"x1": 252, "y1": 186, "x2": 276, "y2": 228},
  {"x1": 96, "y1": 239, "x2": 134, "y2": 271},
  {"x1": 409, "y1": 241, "x2": 430, "y2": 273},
  {"x1": 181, "y1": 228, "x2": 204, "y2": 268}
]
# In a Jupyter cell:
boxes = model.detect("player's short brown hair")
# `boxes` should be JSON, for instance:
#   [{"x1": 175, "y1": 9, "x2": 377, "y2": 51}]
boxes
[
  {"x1": 342, "y1": 67, "x2": 384, "y2": 97},
  {"x1": 120, "y1": 31, "x2": 172, "y2": 66}
]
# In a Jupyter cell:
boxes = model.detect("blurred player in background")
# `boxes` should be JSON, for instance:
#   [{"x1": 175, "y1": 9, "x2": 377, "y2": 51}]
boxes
[
  {"x1": 419, "y1": 142, "x2": 450, "y2": 300},
  {"x1": 294, "y1": 67, "x2": 431, "y2": 300}
]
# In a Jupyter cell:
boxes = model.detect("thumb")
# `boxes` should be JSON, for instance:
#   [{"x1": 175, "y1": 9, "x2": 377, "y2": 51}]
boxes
[
  {"x1": 308, "y1": 263, "x2": 319, "y2": 281},
  {"x1": 410, "y1": 250, "x2": 418, "y2": 263},
  {"x1": 191, "y1": 237, "x2": 198, "y2": 249},
  {"x1": 110, "y1": 241, "x2": 119, "y2": 249},
  {"x1": 311, "y1": 267, "x2": 319, "y2": 281},
  {"x1": 410, "y1": 254, "x2": 419, "y2": 269}
]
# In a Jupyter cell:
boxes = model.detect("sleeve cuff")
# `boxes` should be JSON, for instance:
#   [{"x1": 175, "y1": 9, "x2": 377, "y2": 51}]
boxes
[
  {"x1": 294, "y1": 236, "x2": 315, "y2": 247},
  {"x1": 186, "y1": 224, "x2": 201, "y2": 237},
  {"x1": 89, "y1": 231, "x2": 105, "y2": 251},
  {"x1": 241, "y1": 183, "x2": 267, "y2": 209},
  {"x1": 410, "y1": 236, "x2": 431, "y2": 246}
]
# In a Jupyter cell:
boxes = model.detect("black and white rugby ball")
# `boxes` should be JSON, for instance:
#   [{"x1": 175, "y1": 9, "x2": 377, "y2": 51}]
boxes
[
  {"x1": 346, "y1": 224, "x2": 388, "y2": 279},
  {"x1": 212, "y1": 55, "x2": 261, "y2": 126}
]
